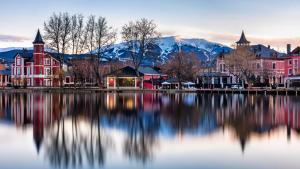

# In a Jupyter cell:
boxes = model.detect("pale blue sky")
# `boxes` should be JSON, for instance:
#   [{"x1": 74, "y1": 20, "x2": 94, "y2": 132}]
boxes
[{"x1": 1, "y1": 0, "x2": 300, "y2": 50}]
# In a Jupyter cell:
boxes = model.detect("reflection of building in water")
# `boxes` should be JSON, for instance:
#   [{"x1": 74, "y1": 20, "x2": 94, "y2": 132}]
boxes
[
  {"x1": 105, "y1": 93, "x2": 142, "y2": 112},
  {"x1": 0, "y1": 93, "x2": 74, "y2": 153},
  {"x1": 214, "y1": 95, "x2": 300, "y2": 151},
  {"x1": 105, "y1": 93, "x2": 163, "y2": 113}
]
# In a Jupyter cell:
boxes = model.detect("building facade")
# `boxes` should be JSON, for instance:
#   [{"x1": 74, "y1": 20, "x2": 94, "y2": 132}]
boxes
[
  {"x1": 11, "y1": 30, "x2": 61, "y2": 87},
  {"x1": 216, "y1": 31, "x2": 295, "y2": 87}
]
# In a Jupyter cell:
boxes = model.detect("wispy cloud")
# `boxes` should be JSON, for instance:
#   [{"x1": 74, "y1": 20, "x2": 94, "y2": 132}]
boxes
[
  {"x1": 159, "y1": 24, "x2": 300, "y2": 52},
  {"x1": 0, "y1": 34, "x2": 30, "y2": 42}
]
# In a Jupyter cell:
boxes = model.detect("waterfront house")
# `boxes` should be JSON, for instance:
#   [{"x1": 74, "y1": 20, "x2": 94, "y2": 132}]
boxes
[
  {"x1": 216, "y1": 31, "x2": 287, "y2": 87},
  {"x1": 105, "y1": 66, "x2": 166, "y2": 89},
  {"x1": 284, "y1": 46, "x2": 300, "y2": 87},
  {"x1": 0, "y1": 60, "x2": 12, "y2": 87},
  {"x1": 11, "y1": 30, "x2": 61, "y2": 87},
  {"x1": 105, "y1": 66, "x2": 144, "y2": 89}
]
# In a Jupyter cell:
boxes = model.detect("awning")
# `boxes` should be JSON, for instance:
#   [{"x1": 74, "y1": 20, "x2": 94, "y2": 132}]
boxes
[
  {"x1": 162, "y1": 82, "x2": 171, "y2": 85},
  {"x1": 183, "y1": 82, "x2": 195, "y2": 85}
]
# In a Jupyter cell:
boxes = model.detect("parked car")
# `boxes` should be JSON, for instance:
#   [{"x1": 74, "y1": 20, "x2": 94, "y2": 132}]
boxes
[{"x1": 231, "y1": 84, "x2": 243, "y2": 89}]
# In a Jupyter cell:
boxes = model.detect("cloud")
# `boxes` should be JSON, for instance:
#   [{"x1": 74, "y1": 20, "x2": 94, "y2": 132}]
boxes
[
  {"x1": 207, "y1": 32, "x2": 300, "y2": 52},
  {"x1": 0, "y1": 34, "x2": 30, "y2": 42},
  {"x1": 159, "y1": 24, "x2": 300, "y2": 52}
]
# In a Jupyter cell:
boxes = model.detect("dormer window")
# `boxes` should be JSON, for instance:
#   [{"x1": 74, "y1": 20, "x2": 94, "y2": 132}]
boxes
[{"x1": 16, "y1": 58, "x2": 21, "y2": 65}]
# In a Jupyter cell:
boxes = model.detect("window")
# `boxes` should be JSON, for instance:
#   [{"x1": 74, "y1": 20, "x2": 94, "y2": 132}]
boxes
[
  {"x1": 27, "y1": 68, "x2": 31, "y2": 75},
  {"x1": 256, "y1": 63, "x2": 261, "y2": 69},
  {"x1": 17, "y1": 68, "x2": 21, "y2": 75},
  {"x1": 272, "y1": 62, "x2": 276, "y2": 69},
  {"x1": 289, "y1": 59, "x2": 292, "y2": 65},
  {"x1": 289, "y1": 68, "x2": 292, "y2": 75},
  {"x1": 45, "y1": 68, "x2": 51, "y2": 75},
  {"x1": 16, "y1": 59, "x2": 21, "y2": 65},
  {"x1": 219, "y1": 64, "x2": 225, "y2": 72},
  {"x1": 44, "y1": 58, "x2": 50, "y2": 65},
  {"x1": 294, "y1": 59, "x2": 298, "y2": 68}
]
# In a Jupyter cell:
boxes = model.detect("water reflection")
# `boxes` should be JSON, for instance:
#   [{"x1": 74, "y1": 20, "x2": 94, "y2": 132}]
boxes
[{"x1": 0, "y1": 92, "x2": 300, "y2": 169}]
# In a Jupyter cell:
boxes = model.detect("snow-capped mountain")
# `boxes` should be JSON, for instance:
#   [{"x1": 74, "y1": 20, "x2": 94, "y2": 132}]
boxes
[
  {"x1": 0, "y1": 47, "x2": 31, "y2": 53},
  {"x1": 101, "y1": 36, "x2": 232, "y2": 63},
  {"x1": 0, "y1": 36, "x2": 283, "y2": 65}
]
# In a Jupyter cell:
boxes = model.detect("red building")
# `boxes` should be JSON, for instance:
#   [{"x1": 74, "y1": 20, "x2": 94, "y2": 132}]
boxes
[{"x1": 11, "y1": 30, "x2": 61, "y2": 87}]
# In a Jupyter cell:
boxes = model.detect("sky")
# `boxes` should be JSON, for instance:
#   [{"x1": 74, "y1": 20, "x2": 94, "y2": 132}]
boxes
[{"x1": 1, "y1": 0, "x2": 300, "y2": 51}]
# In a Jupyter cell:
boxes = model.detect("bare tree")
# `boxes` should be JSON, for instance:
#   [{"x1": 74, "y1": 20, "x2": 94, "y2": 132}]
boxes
[
  {"x1": 224, "y1": 46, "x2": 256, "y2": 86},
  {"x1": 70, "y1": 14, "x2": 84, "y2": 54},
  {"x1": 44, "y1": 13, "x2": 63, "y2": 57},
  {"x1": 121, "y1": 18, "x2": 160, "y2": 76},
  {"x1": 85, "y1": 15, "x2": 96, "y2": 54},
  {"x1": 44, "y1": 12, "x2": 72, "y2": 86},
  {"x1": 60, "y1": 13, "x2": 72, "y2": 55},
  {"x1": 161, "y1": 52, "x2": 201, "y2": 88},
  {"x1": 92, "y1": 17, "x2": 116, "y2": 86}
]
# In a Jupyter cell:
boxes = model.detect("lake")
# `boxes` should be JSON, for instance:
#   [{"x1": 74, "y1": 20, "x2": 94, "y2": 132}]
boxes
[{"x1": 0, "y1": 92, "x2": 299, "y2": 169}]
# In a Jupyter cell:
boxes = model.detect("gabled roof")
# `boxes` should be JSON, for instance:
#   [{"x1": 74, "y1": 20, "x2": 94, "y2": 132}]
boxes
[
  {"x1": 14, "y1": 51, "x2": 34, "y2": 62},
  {"x1": 33, "y1": 29, "x2": 45, "y2": 44},
  {"x1": 106, "y1": 66, "x2": 143, "y2": 77},
  {"x1": 236, "y1": 31, "x2": 250, "y2": 44},
  {"x1": 138, "y1": 66, "x2": 161, "y2": 75},
  {"x1": 292, "y1": 47, "x2": 300, "y2": 55}
]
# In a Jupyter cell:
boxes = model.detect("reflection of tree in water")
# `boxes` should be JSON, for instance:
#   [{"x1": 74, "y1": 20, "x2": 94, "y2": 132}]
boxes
[
  {"x1": 123, "y1": 111, "x2": 160, "y2": 163},
  {"x1": 103, "y1": 93, "x2": 160, "y2": 163},
  {"x1": 44, "y1": 93, "x2": 113, "y2": 168},
  {"x1": 160, "y1": 94, "x2": 203, "y2": 134},
  {"x1": 7, "y1": 92, "x2": 299, "y2": 167}
]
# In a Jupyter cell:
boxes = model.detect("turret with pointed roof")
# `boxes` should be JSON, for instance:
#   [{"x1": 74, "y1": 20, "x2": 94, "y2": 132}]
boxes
[
  {"x1": 33, "y1": 29, "x2": 44, "y2": 44},
  {"x1": 236, "y1": 31, "x2": 250, "y2": 46}
]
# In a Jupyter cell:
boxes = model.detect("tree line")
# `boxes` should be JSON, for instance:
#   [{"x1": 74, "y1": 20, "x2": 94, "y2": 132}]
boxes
[{"x1": 43, "y1": 12, "x2": 203, "y2": 87}]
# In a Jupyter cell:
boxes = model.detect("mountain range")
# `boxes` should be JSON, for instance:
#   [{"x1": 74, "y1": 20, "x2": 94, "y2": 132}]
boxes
[{"x1": 0, "y1": 36, "x2": 283, "y2": 64}]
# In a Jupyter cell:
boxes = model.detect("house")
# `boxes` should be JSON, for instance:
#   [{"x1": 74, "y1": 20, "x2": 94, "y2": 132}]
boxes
[
  {"x1": 105, "y1": 66, "x2": 166, "y2": 89},
  {"x1": 216, "y1": 31, "x2": 287, "y2": 87},
  {"x1": 105, "y1": 66, "x2": 144, "y2": 89},
  {"x1": 284, "y1": 46, "x2": 300, "y2": 87},
  {"x1": 0, "y1": 60, "x2": 12, "y2": 87},
  {"x1": 138, "y1": 66, "x2": 165, "y2": 89},
  {"x1": 11, "y1": 30, "x2": 61, "y2": 87}
]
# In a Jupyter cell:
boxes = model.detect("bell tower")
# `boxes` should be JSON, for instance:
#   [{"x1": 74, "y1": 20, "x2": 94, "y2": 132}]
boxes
[
  {"x1": 33, "y1": 29, "x2": 45, "y2": 86},
  {"x1": 236, "y1": 30, "x2": 250, "y2": 48}
]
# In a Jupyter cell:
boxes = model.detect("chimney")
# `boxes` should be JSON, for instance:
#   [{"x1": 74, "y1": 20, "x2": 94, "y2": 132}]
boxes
[
  {"x1": 268, "y1": 45, "x2": 270, "y2": 49},
  {"x1": 287, "y1": 44, "x2": 291, "y2": 55}
]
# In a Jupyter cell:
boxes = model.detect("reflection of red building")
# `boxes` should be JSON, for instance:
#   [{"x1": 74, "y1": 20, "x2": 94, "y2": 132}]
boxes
[{"x1": 33, "y1": 94, "x2": 44, "y2": 153}]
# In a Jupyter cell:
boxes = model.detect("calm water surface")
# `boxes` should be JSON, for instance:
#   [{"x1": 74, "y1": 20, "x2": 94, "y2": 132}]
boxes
[{"x1": 0, "y1": 92, "x2": 300, "y2": 169}]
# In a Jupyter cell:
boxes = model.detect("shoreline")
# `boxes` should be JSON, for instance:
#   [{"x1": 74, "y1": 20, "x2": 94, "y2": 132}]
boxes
[{"x1": 0, "y1": 87, "x2": 299, "y2": 95}]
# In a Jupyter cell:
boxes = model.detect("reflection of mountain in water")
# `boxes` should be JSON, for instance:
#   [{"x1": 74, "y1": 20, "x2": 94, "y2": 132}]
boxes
[{"x1": 0, "y1": 93, "x2": 300, "y2": 167}]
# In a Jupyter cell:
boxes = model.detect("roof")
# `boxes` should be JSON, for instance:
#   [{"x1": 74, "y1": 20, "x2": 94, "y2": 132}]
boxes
[
  {"x1": 292, "y1": 47, "x2": 300, "y2": 55},
  {"x1": 200, "y1": 72, "x2": 230, "y2": 77},
  {"x1": 252, "y1": 44, "x2": 285, "y2": 58},
  {"x1": 14, "y1": 51, "x2": 34, "y2": 62},
  {"x1": 33, "y1": 30, "x2": 45, "y2": 44},
  {"x1": 106, "y1": 66, "x2": 143, "y2": 77},
  {"x1": 0, "y1": 68, "x2": 11, "y2": 75},
  {"x1": 138, "y1": 66, "x2": 161, "y2": 75},
  {"x1": 236, "y1": 31, "x2": 250, "y2": 44},
  {"x1": 165, "y1": 78, "x2": 180, "y2": 83}
]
